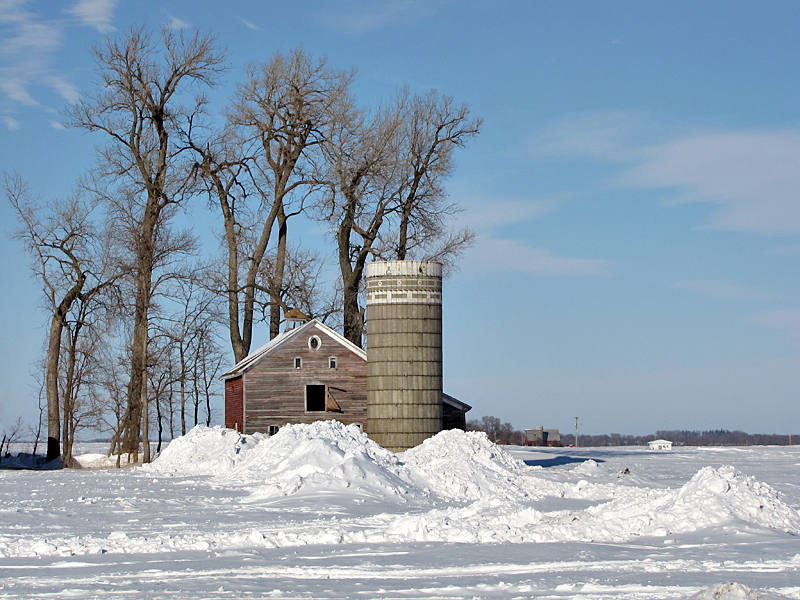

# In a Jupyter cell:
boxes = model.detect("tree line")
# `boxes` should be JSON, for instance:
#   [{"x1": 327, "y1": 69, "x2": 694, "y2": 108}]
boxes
[
  {"x1": 5, "y1": 26, "x2": 481, "y2": 467},
  {"x1": 563, "y1": 430, "x2": 798, "y2": 447},
  {"x1": 466, "y1": 417, "x2": 797, "y2": 447}
]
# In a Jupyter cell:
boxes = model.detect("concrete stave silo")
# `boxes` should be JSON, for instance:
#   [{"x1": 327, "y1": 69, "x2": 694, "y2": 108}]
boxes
[{"x1": 365, "y1": 260, "x2": 443, "y2": 452}]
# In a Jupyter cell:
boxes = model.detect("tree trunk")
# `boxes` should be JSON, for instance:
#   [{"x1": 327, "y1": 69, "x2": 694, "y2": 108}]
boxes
[
  {"x1": 122, "y1": 209, "x2": 156, "y2": 462},
  {"x1": 269, "y1": 208, "x2": 288, "y2": 339},
  {"x1": 180, "y1": 345, "x2": 186, "y2": 436},
  {"x1": 142, "y1": 376, "x2": 150, "y2": 463},
  {"x1": 45, "y1": 276, "x2": 85, "y2": 463},
  {"x1": 45, "y1": 314, "x2": 63, "y2": 463}
]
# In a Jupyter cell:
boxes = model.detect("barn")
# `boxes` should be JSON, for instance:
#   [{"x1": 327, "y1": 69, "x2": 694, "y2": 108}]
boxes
[{"x1": 222, "y1": 318, "x2": 470, "y2": 437}]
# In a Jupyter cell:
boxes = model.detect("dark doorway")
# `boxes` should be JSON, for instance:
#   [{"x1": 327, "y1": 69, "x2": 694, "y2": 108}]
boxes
[{"x1": 306, "y1": 384, "x2": 326, "y2": 412}]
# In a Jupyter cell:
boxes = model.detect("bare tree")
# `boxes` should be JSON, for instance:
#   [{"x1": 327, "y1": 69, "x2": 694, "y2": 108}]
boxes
[
  {"x1": 391, "y1": 90, "x2": 481, "y2": 269},
  {"x1": 5, "y1": 174, "x2": 115, "y2": 463},
  {"x1": 0, "y1": 417, "x2": 25, "y2": 466},
  {"x1": 67, "y1": 26, "x2": 226, "y2": 461},
  {"x1": 190, "y1": 48, "x2": 352, "y2": 363},
  {"x1": 319, "y1": 89, "x2": 480, "y2": 346},
  {"x1": 318, "y1": 94, "x2": 406, "y2": 347}
]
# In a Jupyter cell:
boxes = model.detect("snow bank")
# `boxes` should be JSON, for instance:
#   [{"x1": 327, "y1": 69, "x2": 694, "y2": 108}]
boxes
[
  {"x1": 147, "y1": 426, "x2": 265, "y2": 476},
  {"x1": 583, "y1": 465, "x2": 800, "y2": 540},
  {"x1": 223, "y1": 421, "x2": 414, "y2": 501},
  {"x1": 692, "y1": 582, "x2": 791, "y2": 599},
  {"x1": 402, "y1": 429, "x2": 547, "y2": 501},
  {"x1": 140, "y1": 424, "x2": 800, "y2": 546}
]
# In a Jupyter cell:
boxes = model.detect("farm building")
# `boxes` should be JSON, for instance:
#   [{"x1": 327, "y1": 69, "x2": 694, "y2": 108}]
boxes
[
  {"x1": 221, "y1": 318, "x2": 471, "y2": 438},
  {"x1": 524, "y1": 426, "x2": 562, "y2": 447},
  {"x1": 648, "y1": 439, "x2": 673, "y2": 450}
]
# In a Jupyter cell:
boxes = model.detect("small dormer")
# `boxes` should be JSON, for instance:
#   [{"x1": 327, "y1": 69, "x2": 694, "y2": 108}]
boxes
[{"x1": 284, "y1": 307, "x2": 309, "y2": 331}]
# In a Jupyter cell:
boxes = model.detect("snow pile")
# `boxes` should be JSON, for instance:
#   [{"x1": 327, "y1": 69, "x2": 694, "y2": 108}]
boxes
[
  {"x1": 584, "y1": 465, "x2": 800, "y2": 539},
  {"x1": 401, "y1": 429, "x2": 540, "y2": 501},
  {"x1": 692, "y1": 582, "x2": 791, "y2": 599},
  {"x1": 71, "y1": 453, "x2": 136, "y2": 469},
  {"x1": 222, "y1": 421, "x2": 414, "y2": 501},
  {"x1": 147, "y1": 426, "x2": 265, "y2": 476},
  {"x1": 141, "y1": 424, "x2": 800, "y2": 546}
]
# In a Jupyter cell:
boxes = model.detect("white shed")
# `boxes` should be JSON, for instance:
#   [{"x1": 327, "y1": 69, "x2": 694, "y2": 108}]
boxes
[{"x1": 648, "y1": 439, "x2": 673, "y2": 450}]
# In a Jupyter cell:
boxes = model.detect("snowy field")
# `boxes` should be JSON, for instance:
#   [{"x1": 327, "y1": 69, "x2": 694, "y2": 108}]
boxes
[{"x1": 1, "y1": 423, "x2": 799, "y2": 599}]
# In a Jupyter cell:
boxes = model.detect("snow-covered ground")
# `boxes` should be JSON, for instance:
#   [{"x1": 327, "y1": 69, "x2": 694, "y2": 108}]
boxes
[{"x1": 1, "y1": 423, "x2": 799, "y2": 599}]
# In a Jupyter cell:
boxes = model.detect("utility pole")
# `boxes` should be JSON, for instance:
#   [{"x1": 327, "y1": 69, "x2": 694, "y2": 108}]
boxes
[{"x1": 574, "y1": 417, "x2": 579, "y2": 448}]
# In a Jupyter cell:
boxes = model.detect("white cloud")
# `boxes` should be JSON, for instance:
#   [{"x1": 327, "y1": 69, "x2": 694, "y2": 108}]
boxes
[
  {"x1": 49, "y1": 120, "x2": 65, "y2": 130},
  {"x1": 241, "y1": 19, "x2": 260, "y2": 31},
  {"x1": 765, "y1": 244, "x2": 800, "y2": 257},
  {"x1": 753, "y1": 308, "x2": 800, "y2": 343},
  {"x1": 535, "y1": 112, "x2": 800, "y2": 235},
  {"x1": 66, "y1": 0, "x2": 116, "y2": 33},
  {"x1": 533, "y1": 110, "x2": 677, "y2": 163},
  {"x1": 0, "y1": 1, "x2": 73, "y2": 108},
  {"x1": 675, "y1": 279, "x2": 779, "y2": 302},
  {"x1": 457, "y1": 196, "x2": 560, "y2": 231},
  {"x1": 462, "y1": 238, "x2": 611, "y2": 277},
  {"x1": 314, "y1": 0, "x2": 430, "y2": 33},
  {"x1": 165, "y1": 14, "x2": 189, "y2": 30},
  {"x1": 3, "y1": 115, "x2": 19, "y2": 130},
  {"x1": 618, "y1": 130, "x2": 800, "y2": 234}
]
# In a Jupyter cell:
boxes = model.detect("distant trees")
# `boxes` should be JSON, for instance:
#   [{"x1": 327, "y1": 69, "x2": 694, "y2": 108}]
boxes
[
  {"x1": 559, "y1": 430, "x2": 797, "y2": 447},
  {"x1": 467, "y1": 415, "x2": 525, "y2": 446}
]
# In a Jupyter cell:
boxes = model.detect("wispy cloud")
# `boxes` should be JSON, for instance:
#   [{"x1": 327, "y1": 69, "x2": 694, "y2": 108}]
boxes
[
  {"x1": 536, "y1": 112, "x2": 800, "y2": 235},
  {"x1": 619, "y1": 130, "x2": 800, "y2": 234},
  {"x1": 0, "y1": 1, "x2": 72, "y2": 108},
  {"x1": 165, "y1": 13, "x2": 189, "y2": 30},
  {"x1": 241, "y1": 18, "x2": 260, "y2": 31},
  {"x1": 66, "y1": 0, "x2": 116, "y2": 33},
  {"x1": 3, "y1": 115, "x2": 19, "y2": 130},
  {"x1": 462, "y1": 238, "x2": 611, "y2": 277},
  {"x1": 753, "y1": 307, "x2": 800, "y2": 343},
  {"x1": 452, "y1": 193, "x2": 608, "y2": 277},
  {"x1": 314, "y1": 0, "x2": 431, "y2": 34},
  {"x1": 765, "y1": 244, "x2": 800, "y2": 257},
  {"x1": 458, "y1": 195, "x2": 560, "y2": 231},
  {"x1": 675, "y1": 279, "x2": 779, "y2": 302}
]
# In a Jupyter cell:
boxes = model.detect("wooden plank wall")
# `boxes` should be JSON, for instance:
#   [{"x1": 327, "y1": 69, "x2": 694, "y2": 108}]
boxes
[
  {"x1": 225, "y1": 376, "x2": 244, "y2": 432},
  {"x1": 244, "y1": 327, "x2": 368, "y2": 433}
]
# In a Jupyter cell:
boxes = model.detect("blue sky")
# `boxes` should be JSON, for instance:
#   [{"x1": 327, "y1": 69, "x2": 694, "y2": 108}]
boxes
[{"x1": 1, "y1": 0, "x2": 799, "y2": 436}]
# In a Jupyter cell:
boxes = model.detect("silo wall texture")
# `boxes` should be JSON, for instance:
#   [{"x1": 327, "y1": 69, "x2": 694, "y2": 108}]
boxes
[{"x1": 365, "y1": 260, "x2": 443, "y2": 452}]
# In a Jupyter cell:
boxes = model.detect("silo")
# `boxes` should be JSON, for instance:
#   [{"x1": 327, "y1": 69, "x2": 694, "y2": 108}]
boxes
[{"x1": 365, "y1": 260, "x2": 443, "y2": 452}]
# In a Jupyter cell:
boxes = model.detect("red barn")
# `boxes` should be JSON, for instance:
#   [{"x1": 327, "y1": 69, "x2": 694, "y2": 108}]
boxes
[{"x1": 222, "y1": 319, "x2": 470, "y2": 437}]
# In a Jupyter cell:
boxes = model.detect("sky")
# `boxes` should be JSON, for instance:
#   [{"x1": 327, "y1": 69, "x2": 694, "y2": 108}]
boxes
[{"x1": 1, "y1": 0, "x2": 799, "y2": 437}]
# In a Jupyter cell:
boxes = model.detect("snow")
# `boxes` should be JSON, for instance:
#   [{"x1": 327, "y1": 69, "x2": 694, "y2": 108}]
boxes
[{"x1": 1, "y1": 422, "x2": 799, "y2": 598}]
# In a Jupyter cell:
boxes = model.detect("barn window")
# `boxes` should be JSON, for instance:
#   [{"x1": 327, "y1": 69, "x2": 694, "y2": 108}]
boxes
[
  {"x1": 306, "y1": 384, "x2": 326, "y2": 412},
  {"x1": 294, "y1": 356, "x2": 302, "y2": 369},
  {"x1": 268, "y1": 424, "x2": 280, "y2": 436},
  {"x1": 308, "y1": 335, "x2": 321, "y2": 350},
  {"x1": 329, "y1": 356, "x2": 337, "y2": 369}
]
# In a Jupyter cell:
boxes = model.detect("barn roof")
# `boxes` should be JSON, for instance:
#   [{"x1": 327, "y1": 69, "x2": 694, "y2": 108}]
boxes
[
  {"x1": 442, "y1": 393, "x2": 472, "y2": 413},
  {"x1": 220, "y1": 319, "x2": 367, "y2": 380}
]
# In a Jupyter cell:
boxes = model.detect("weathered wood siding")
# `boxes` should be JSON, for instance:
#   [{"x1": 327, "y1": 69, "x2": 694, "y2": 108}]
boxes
[
  {"x1": 243, "y1": 326, "x2": 367, "y2": 433},
  {"x1": 225, "y1": 376, "x2": 244, "y2": 432},
  {"x1": 442, "y1": 401, "x2": 466, "y2": 431}
]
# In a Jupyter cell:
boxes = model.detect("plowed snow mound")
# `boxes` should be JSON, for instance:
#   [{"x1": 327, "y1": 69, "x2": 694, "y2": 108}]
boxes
[
  {"x1": 145, "y1": 425, "x2": 800, "y2": 544},
  {"x1": 147, "y1": 426, "x2": 265, "y2": 476},
  {"x1": 583, "y1": 465, "x2": 800, "y2": 539},
  {"x1": 692, "y1": 582, "x2": 790, "y2": 599},
  {"x1": 402, "y1": 429, "x2": 564, "y2": 501},
  {"x1": 222, "y1": 421, "x2": 415, "y2": 501}
]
